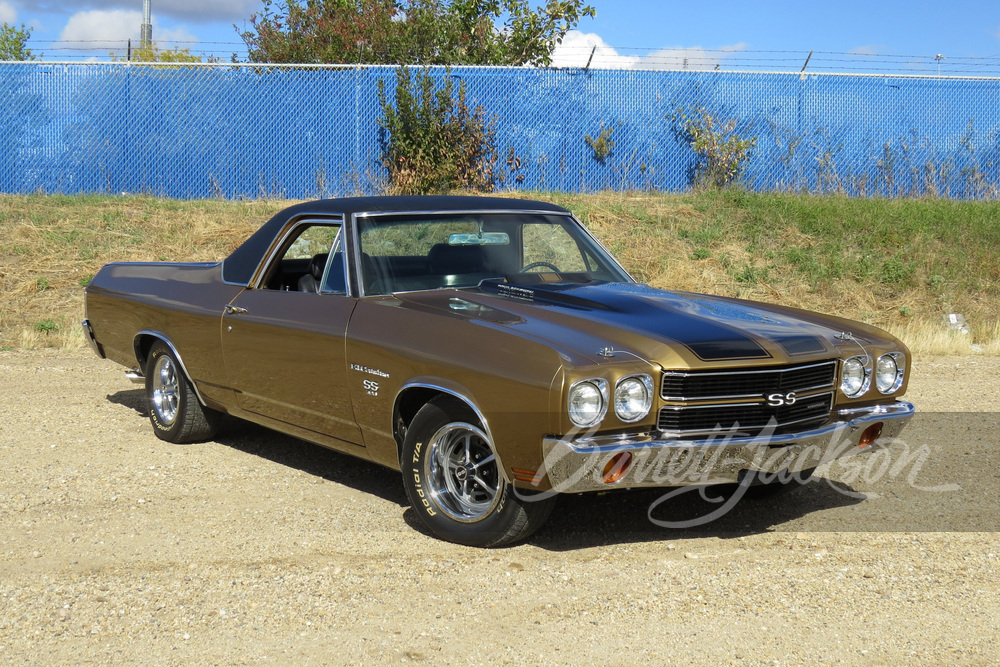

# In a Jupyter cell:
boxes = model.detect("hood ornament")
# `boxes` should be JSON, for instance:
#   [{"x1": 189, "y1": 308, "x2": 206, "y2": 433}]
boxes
[{"x1": 597, "y1": 346, "x2": 616, "y2": 358}]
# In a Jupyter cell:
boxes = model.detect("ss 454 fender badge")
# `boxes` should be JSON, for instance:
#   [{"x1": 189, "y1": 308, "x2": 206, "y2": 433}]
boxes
[{"x1": 350, "y1": 363, "x2": 388, "y2": 397}]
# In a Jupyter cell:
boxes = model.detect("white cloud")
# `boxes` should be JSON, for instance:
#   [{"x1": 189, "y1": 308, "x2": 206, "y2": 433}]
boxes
[
  {"x1": 551, "y1": 30, "x2": 638, "y2": 69},
  {"x1": 0, "y1": 1, "x2": 17, "y2": 24},
  {"x1": 155, "y1": 26, "x2": 198, "y2": 46},
  {"x1": 30, "y1": 0, "x2": 258, "y2": 23},
  {"x1": 60, "y1": 9, "x2": 142, "y2": 50},
  {"x1": 637, "y1": 43, "x2": 749, "y2": 71},
  {"x1": 59, "y1": 9, "x2": 201, "y2": 52},
  {"x1": 552, "y1": 31, "x2": 748, "y2": 71},
  {"x1": 849, "y1": 45, "x2": 883, "y2": 56}
]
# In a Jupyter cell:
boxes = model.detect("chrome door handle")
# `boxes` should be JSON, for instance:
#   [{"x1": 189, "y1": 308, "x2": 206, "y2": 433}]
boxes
[{"x1": 224, "y1": 304, "x2": 248, "y2": 315}]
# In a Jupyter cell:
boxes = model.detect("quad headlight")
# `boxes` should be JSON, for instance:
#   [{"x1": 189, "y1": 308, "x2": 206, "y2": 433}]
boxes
[
  {"x1": 840, "y1": 356, "x2": 869, "y2": 397},
  {"x1": 875, "y1": 353, "x2": 904, "y2": 394},
  {"x1": 568, "y1": 379, "x2": 609, "y2": 427},
  {"x1": 614, "y1": 375, "x2": 654, "y2": 423}
]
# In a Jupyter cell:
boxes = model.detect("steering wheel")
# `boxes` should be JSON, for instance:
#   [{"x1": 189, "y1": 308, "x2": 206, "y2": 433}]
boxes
[{"x1": 520, "y1": 261, "x2": 561, "y2": 273}]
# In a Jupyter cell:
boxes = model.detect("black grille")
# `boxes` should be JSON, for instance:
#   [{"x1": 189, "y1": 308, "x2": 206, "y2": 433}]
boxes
[
  {"x1": 658, "y1": 360, "x2": 837, "y2": 437},
  {"x1": 657, "y1": 393, "x2": 833, "y2": 435},
  {"x1": 661, "y1": 360, "x2": 837, "y2": 400}
]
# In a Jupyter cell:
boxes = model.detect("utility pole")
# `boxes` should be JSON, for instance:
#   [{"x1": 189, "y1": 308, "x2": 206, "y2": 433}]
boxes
[{"x1": 141, "y1": 0, "x2": 152, "y2": 49}]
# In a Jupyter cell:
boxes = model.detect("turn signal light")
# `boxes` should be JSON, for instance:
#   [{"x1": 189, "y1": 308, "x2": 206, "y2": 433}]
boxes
[
  {"x1": 602, "y1": 452, "x2": 633, "y2": 484},
  {"x1": 858, "y1": 422, "x2": 884, "y2": 449},
  {"x1": 512, "y1": 467, "x2": 541, "y2": 484}
]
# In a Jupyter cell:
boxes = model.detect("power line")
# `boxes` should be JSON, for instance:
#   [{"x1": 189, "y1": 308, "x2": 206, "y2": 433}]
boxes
[{"x1": 18, "y1": 39, "x2": 1000, "y2": 76}]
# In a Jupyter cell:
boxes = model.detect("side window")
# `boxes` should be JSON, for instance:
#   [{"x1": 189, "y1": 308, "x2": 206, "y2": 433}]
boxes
[
  {"x1": 521, "y1": 223, "x2": 590, "y2": 272},
  {"x1": 321, "y1": 233, "x2": 347, "y2": 294},
  {"x1": 284, "y1": 225, "x2": 339, "y2": 260},
  {"x1": 261, "y1": 222, "x2": 342, "y2": 292}
]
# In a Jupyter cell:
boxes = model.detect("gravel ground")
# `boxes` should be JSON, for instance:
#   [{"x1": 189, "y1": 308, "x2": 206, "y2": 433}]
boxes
[{"x1": 1, "y1": 350, "x2": 998, "y2": 665}]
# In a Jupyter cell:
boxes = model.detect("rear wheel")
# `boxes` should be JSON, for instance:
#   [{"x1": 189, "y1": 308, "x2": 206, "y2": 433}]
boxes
[
  {"x1": 402, "y1": 398, "x2": 555, "y2": 547},
  {"x1": 145, "y1": 342, "x2": 220, "y2": 443}
]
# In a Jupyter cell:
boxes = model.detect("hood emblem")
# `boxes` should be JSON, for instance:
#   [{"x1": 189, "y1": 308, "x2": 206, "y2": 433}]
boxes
[{"x1": 496, "y1": 283, "x2": 535, "y2": 301}]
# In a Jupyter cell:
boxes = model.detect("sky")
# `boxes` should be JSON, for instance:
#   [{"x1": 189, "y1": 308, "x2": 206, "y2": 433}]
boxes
[{"x1": 2, "y1": 0, "x2": 1000, "y2": 75}]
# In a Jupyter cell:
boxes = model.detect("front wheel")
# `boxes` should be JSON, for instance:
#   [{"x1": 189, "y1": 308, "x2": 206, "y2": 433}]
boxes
[
  {"x1": 145, "y1": 342, "x2": 220, "y2": 444},
  {"x1": 402, "y1": 398, "x2": 555, "y2": 547}
]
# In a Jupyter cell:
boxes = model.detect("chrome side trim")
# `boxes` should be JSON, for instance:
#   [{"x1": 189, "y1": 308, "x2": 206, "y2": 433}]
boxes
[
  {"x1": 98, "y1": 261, "x2": 219, "y2": 268},
  {"x1": 132, "y1": 330, "x2": 208, "y2": 406},
  {"x1": 540, "y1": 401, "x2": 914, "y2": 493},
  {"x1": 394, "y1": 382, "x2": 510, "y2": 484},
  {"x1": 354, "y1": 207, "x2": 572, "y2": 219},
  {"x1": 348, "y1": 212, "x2": 365, "y2": 297}
]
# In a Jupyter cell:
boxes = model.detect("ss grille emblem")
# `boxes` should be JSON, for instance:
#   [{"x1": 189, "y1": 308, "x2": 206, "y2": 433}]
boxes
[{"x1": 766, "y1": 391, "x2": 797, "y2": 407}]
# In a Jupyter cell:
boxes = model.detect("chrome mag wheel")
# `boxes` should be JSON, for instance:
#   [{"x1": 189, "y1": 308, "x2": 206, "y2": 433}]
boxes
[
  {"x1": 424, "y1": 422, "x2": 501, "y2": 522},
  {"x1": 151, "y1": 355, "x2": 180, "y2": 426}
]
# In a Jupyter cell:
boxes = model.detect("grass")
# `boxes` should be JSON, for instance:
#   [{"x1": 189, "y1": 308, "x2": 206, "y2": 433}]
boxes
[{"x1": 1, "y1": 190, "x2": 997, "y2": 356}]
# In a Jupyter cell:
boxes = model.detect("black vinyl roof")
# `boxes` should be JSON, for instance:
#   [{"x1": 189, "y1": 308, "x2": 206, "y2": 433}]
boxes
[{"x1": 222, "y1": 195, "x2": 571, "y2": 286}]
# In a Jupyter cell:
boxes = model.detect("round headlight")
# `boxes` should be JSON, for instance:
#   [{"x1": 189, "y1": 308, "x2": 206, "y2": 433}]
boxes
[
  {"x1": 840, "y1": 357, "x2": 868, "y2": 397},
  {"x1": 569, "y1": 380, "x2": 607, "y2": 427},
  {"x1": 614, "y1": 375, "x2": 653, "y2": 423},
  {"x1": 875, "y1": 354, "x2": 902, "y2": 394}
]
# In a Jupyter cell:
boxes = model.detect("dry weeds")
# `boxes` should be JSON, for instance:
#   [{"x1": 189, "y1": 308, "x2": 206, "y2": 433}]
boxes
[{"x1": 0, "y1": 192, "x2": 995, "y2": 356}]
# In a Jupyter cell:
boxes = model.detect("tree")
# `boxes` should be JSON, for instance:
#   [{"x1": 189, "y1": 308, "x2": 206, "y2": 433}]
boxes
[
  {"x1": 238, "y1": 0, "x2": 595, "y2": 66},
  {"x1": 111, "y1": 44, "x2": 206, "y2": 63},
  {"x1": 0, "y1": 23, "x2": 36, "y2": 61}
]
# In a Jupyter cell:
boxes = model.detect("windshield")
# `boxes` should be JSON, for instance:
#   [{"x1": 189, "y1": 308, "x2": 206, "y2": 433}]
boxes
[{"x1": 356, "y1": 212, "x2": 632, "y2": 295}]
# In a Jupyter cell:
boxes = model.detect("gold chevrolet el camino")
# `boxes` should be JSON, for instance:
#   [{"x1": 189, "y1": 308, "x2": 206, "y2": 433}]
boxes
[{"x1": 83, "y1": 196, "x2": 914, "y2": 546}]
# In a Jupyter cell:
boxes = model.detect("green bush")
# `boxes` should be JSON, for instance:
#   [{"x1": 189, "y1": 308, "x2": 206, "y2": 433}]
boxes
[
  {"x1": 377, "y1": 68, "x2": 498, "y2": 195},
  {"x1": 34, "y1": 319, "x2": 58, "y2": 334},
  {"x1": 584, "y1": 125, "x2": 615, "y2": 163},
  {"x1": 674, "y1": 107, "x2": 757, "y2": 190}
]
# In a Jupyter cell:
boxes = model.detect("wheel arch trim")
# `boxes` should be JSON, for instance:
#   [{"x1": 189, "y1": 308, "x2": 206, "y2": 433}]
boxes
[
  {"x1": 393, "y1": 381, "x2": 510, "y2": 484},
  {"x1": 132, "y1": 330, "x2": 208, "y2": 406}
]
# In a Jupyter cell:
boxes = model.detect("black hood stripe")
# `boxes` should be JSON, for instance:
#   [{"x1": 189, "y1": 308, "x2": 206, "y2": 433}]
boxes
[
  {"x1": 602, "y1": 304, "x2": 773, "y2": 362},
  {"x1": 481, "y1": 280, "x2": 776, "y2": 362},
  {"x1": 774, "y1": 334, "x2": 827, "y2": 356}
]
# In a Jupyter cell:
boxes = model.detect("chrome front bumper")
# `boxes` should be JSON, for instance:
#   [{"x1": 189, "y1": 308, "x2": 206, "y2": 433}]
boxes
[{"x1": 539, "y1": 401, "x2": 915, "y2": 493}]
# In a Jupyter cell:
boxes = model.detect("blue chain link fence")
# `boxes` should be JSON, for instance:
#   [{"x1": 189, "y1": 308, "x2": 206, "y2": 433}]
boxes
[{"x1": 1, "y1": 62, "x2": 998, "y2": 199}]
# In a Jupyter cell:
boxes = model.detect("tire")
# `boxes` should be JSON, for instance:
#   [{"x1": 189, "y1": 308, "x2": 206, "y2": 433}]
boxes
[
  {"x1": 145, "y1": 342, "x2": 220, "y2": 444},
  {"x1": 402, "y1": 398, "x2": 555, "y2": 547}
]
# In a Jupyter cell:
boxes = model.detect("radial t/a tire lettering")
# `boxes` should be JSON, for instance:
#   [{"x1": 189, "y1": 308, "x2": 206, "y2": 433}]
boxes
[
  {"x1": 145, "y1": 342, "x2": 220, "y2": 444},
  {"x1": 401, "y1": 398, "x2": 555, "y2": 547}
]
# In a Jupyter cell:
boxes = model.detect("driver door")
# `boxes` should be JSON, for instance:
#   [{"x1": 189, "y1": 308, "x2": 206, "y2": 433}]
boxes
[{"x1": 220, "y1": 220, "x2": 362, "y2": 445}]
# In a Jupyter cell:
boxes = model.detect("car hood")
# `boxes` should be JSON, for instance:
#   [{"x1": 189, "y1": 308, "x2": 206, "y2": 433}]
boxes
[{"x1": 395, "y1": 280, "x2": 897, "y2": 370}]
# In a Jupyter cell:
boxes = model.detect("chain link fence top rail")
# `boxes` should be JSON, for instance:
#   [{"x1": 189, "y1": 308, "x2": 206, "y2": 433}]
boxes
[{"x1": 1, "y1": 62, "x2": 998, "y2": 200}]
